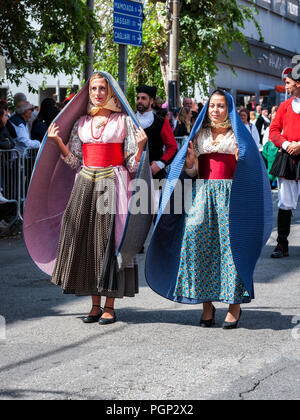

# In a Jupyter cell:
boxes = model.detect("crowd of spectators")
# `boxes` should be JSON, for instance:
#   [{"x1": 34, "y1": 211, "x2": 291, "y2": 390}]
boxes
[
  {"x1": 0, "y1": 91, "x2": 62, "y2": 237},
  {"x1": 0, "y1": 87, "x2": 286, "y2": 237},
  {"x1": 237, "y1": 103, "x2": 279, "y2": 189}
]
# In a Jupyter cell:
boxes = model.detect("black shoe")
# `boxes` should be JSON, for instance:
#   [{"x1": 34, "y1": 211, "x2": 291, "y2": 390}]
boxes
[
  {"x1": 200, "y1": 305, "x2": 216, "y2": 328},
  {"x1": 222, "y1": 309, "x2": 242, "y2": 330},
  {"x1": 99, "y1": 306, "x2": 117, "y2": 325},
  {"x1": 82, "y1": 305, "x2": 103, "y2": 324},
  {"x1": 271, "y1": 244, "x2": 289, "y2": 258}
]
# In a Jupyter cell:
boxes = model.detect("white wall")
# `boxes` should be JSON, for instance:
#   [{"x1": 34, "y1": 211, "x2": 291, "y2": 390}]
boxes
[{"x1": 2, "y1": 72, "x2": 80, "y2": 106}]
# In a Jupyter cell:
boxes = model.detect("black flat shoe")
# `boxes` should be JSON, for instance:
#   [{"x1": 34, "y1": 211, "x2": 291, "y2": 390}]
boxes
[
  {"x1": 270, "y1": 244, "x2": 289, "y2": 258},
  {"x1": 222, "y1": 309, "x2": 242, "y2": 330},
  {"x1": 82, "y1": 305, "x2": 103, "y2": 324},
  {"x1": 200, "y1": 305, "x2": 216, "y2": 328},
  {"x1": 99, "y1": 306, "x2": 117, "y2": 325}
]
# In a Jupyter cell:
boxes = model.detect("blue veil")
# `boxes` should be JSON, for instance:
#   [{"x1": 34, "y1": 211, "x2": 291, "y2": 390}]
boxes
[{"x1": 145, "y1": 91, "x2": 273, "y2": 303}]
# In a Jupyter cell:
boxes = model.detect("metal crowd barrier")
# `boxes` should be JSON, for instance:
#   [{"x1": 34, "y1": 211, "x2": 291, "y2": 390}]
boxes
[
  {"x1": 0, "y1": 147, "x2": 39, "y2": 222},
  {"x1": 175, "y1": 136, "x2": 188, "y2": 149},
  {"x1": 19, "y1": 148, "x2": 39, "y2": 217},
  {"x1": 1, "y1": 139, "x2": 186, "y2": 226}
]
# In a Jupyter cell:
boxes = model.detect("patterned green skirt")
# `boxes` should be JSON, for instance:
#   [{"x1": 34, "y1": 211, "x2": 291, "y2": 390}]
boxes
[{"x1": 174, "y1": 179, "x2": 250, "y2": 304}]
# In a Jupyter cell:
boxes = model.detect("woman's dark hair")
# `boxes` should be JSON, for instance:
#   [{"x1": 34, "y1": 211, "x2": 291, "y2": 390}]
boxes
[
  {"x1": 178, "y1": 106, "x2": 191, "y2": 125},
  {"x1": 198, "y1": 102, "x2": 204, "y2": 114},
  {"x1": 37, "y1": 98, "x2": 59, "y2": 127},
  {"x1": 239, "y1": 107, "x2": 250, "y2": 123},
  {"x1": 0, "y1": 102, "x2": 8, "y2": 126},
  {"x1": 210, "y1": 89, "x2": 227, "y2": 98}
]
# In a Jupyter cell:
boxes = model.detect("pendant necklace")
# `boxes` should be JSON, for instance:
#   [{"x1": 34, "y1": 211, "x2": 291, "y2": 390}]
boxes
[{"x1": 91, "y1": 114, "x2": 111, "y2": 140}]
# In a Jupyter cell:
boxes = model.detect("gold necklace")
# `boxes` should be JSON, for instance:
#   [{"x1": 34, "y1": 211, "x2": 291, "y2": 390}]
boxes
[
  {"x1": 211, "y1": 136, "x2": 221, "y2": 146},
  {"x1": 211, "y1": 129, "x2": 229, "y2": 146},
  {"x1": 94, "y1": 117, "x2": 107, "y2": 129}
]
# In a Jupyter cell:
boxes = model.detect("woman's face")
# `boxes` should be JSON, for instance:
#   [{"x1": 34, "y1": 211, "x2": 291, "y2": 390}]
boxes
[
  {"x1": 239, "y1": 111, "x2": 248, "y2": 124},
  {"x1": 89, "y1": 77, "x2": 108, "y2": 107},
  {"x1": 208, "y1": 94, "x2": 228, "y2": 124},
  {"x1": 0, "y1": 109, "x2": 8, "y2": 126}
]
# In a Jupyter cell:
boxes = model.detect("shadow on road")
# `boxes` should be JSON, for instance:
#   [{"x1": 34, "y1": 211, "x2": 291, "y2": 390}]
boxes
[
  {"x1": 0, "y1": 326, "x2": 126, "y2": 374},
  {"x1": 0, "y1": 388, "x2": 77, "y2": 399},
  {"x1": 112, "y1": 306, "x2": 296, "y2": 332},
  {"x1": 253, "y1": 245, "x2": 300, "y2": 284}
]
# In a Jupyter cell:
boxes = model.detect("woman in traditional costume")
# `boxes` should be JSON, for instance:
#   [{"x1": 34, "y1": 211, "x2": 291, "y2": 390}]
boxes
[
  {"x1": 145, "y1": 90, "x2": 273, "y2": 329},
  {"x1": 24, "y1": 72, "x2": 152, "y2": 325}
]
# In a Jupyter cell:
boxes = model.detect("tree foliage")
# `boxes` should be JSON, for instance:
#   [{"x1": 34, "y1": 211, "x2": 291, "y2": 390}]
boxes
[
  {"x1": 178, "y1": 0, "x2": 261, "y2": 95},
  {"x1": 94, "y1": 0, "x2": 168, "y2": 105},
  {"x1": 0, "y1": 0, "x2": 261, "y2": 101},
  {"x1": 94, "y1": 0, "x2": 261, "y2": 102},
  {"x1": 0, "y1": 0, "x2": 99, "y2": 88}
]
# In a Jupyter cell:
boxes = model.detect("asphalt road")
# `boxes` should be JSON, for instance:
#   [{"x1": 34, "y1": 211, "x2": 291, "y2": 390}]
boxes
[{"x1": 0, "y1": 192, "x2": 300, "y2": 401}]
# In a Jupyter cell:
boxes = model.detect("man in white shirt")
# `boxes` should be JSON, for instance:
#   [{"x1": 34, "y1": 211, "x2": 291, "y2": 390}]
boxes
[
  {"x1": 7, "y1": 102, "x2": 40, "y2": 154},
  {"x1": 256, "y1": 108, "x2": 271, "y2": 145},
  {"x1": 135, "y1": 85, "x2": 177, "y2": 179}
]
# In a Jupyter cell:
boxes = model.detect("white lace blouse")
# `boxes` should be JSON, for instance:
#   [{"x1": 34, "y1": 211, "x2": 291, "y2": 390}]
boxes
[
  {"x1": 194, "y1": 127, "x2": 237, "y2": 155},
  {"x1": 185, "y1": 127, "x2": 238, "y2": 177}
]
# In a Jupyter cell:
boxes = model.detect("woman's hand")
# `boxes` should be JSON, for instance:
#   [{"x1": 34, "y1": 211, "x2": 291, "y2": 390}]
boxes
[
  {"x1": 135, "y1": 127, "x2": 148, "y2": 162},
  {"x1": 235, "y1": 142, "x2": 239, "y2": 161},
  {"x1": 48, "y1": 123, "x2": 63, "y2": 146},
  {"x1": 185, "y1": 141, "x2": 195, "y2": 169},
  {"x1": 136, "y1": 127, "x2": 148, "y2": 150},
  {"x1": 48, "y1": 123, "x2": 69, "y2": 157}
]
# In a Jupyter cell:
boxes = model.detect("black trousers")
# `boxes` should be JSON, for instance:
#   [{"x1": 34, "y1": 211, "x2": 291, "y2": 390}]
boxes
[
  {"x1": 0, "y1": 201, "x2": 17, "y2": 223},
  {"x1": 277, "y1": 208, "x2": 292, "y2": 250}
]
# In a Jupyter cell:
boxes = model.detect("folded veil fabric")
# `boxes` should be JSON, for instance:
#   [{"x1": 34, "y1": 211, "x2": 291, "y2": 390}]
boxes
[
  {"x1": 23, "y1": 71, "x2": 153, "y2": 276},
  {"x1": 145, "y1": 91, "x2": 273, "y2": 303}
]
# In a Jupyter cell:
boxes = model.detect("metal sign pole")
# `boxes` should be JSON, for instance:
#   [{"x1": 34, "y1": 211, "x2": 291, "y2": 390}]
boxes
[
  {"x1": 118, "y1": 44, "x2": 128, "y2": 95},
  {"x1": 113, "y1": 0, "x2": 143, "y2": 94}
]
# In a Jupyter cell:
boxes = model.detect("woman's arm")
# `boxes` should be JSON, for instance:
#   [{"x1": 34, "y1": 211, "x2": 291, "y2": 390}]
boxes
[
  {"x1": 124, "y1": 116, "x2": 147, "y2": 173},
  {"x1": 184, "y1": 141, "x2": 198, "y2": 177},
  {"x1": 183, "y1": 131, "x2": 201, "y2": 177},
  {"x1": 48, "y1": 120, "x2": 82, "y2": 170}
]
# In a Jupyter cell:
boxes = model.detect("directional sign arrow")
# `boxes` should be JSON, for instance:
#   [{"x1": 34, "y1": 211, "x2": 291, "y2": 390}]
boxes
[{"x1": 113, "y1": 0, "x2": 143, "y2": 47}]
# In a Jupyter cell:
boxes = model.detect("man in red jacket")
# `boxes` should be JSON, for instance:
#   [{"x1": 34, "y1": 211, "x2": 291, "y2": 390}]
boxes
[
  {"x1": 269, "y1": 71, "x2": 300, "y2": 258},
  {"x1": 136, "y1": 85, "x2": 177, "y2": 180}
]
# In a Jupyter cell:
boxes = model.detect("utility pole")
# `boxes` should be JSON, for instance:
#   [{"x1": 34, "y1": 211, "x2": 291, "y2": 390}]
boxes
[
  {"x1": 84, "y1": 0, "x2": 95, "y2": 82},
  {"x1": 56, "y1": 78, "x2": 60, "y2": 104},
  {"x1": 168, "y1": 0, "x2": 180, "y2": 112}
]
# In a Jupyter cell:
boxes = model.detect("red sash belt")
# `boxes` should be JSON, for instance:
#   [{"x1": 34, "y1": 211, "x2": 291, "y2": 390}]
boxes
[
  {"x1": 198, "y1": 153, "x2": 237, "y2": 180},
  {"x1": 82, "y1": 143, "x2": 124, "y2": 167}
]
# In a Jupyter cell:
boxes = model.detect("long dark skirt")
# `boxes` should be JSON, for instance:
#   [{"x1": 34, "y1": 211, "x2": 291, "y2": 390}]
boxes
[{"x1": 51, "y1": 167, "x2": 139, "y2": 297}]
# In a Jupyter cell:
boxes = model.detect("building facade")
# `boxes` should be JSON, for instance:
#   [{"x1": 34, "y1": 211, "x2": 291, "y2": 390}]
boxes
[
  {"x1": 0, "y1": 73, "x2": 80, "y2": 108},
  {"x1": 212, "y1": 0, "x2": 300, "y2": 109}
]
